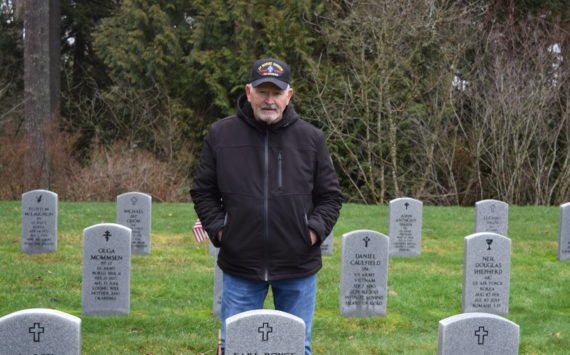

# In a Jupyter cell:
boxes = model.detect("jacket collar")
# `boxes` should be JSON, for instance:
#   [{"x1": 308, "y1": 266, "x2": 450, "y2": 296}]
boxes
[{"x1": 236, "y1": 94, "x2": 299, "y2": 132}]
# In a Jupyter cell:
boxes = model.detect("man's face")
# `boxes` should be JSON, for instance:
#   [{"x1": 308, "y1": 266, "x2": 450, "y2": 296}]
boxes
[{"x1": 245, "y1": 82, "x2": 293, "y2": 125}]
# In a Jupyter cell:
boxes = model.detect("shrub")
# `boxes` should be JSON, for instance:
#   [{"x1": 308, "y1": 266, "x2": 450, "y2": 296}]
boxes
[{"x1": 63, "y1": 142, "x2": 190, "y2": 202}]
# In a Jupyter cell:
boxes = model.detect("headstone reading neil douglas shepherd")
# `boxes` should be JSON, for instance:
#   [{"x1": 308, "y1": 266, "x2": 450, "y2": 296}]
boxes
[{"x1": 462, "y1": 232, "x2": 511, "y2": 315}]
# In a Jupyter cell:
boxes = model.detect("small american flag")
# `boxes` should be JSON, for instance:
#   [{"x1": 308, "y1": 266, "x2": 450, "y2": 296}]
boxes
[{"x1": 192, "y1": 219, "x2": 209, "y2": 242}]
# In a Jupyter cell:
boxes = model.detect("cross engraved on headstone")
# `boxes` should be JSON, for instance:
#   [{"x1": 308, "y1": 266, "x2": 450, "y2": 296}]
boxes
[
  {"x1": 225, "y1": 310, "x2": 304, "y2": 353},
  {"x1": 491, "y1": 205, "x2": 496, "y2": 213},
  {"x1": 103, "y1": 231, "x2": 111, "y2": 242},
  {"x1": 0, "y1": 309, "x2": 81, "y2": 354},
  {"x1": 363, "y1": 236, "x2": 371, "y2": 247},
  {"x1": 130, "y1": 196, "x2": 138, "y2": 205},
  {"x1": 36, "y1": 195, "x2": 42, "y2": 203},
  {"x1": 258, "y1": 322, "x2": 273, "y2": 341},
  {"x1": 438, "y1": 313, "x2": 519, "y2": 355},
  {"x1": 28, "y1": 322, "x2": 44, "y2": 342},
  {"x1": 486, "y1": 239, "x2": 493, "y2": 250},
  {"x1": 404, "y1": 202, "x2": 409, "y2": 210},
  {"x1": 474, "y1": 326, "x2": 489, "y2": 345}
]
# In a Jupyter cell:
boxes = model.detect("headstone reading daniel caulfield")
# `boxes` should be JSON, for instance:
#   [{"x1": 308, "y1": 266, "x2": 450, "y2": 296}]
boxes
[
  {"x1": 225, "y1": 309, "x2": 305, "y2": 355},
  {"x1": 340, "y1": 230, "x2": 389, "y2": 317},
  {"x1": 116, "y1": 192, "x2": 151, "y2": 255},
  {"x1": 82, "y1": 223, "x2": 132, "y2": 316},
  {"x1": 462, "y1": 232, "x2": 511, "y2": 315},
  {"x1": 21, "y1": 189, "x2": 58, "y2": 254},
  {"x1": 0, "y1": 308, "x2": 81, "y2": 355}
]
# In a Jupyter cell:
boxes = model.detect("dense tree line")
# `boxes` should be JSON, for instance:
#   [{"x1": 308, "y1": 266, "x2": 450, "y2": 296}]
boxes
[{"x1": 0, "y1": 0, "x2": 569, "y2": 204}]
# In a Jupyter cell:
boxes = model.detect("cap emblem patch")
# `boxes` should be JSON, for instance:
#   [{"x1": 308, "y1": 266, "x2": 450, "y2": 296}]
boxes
[{"x1": 257, "y1": 62, "x2": 284, "y2": 77}]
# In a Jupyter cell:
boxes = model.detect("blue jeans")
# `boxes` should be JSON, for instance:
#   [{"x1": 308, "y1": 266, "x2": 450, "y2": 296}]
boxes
[{"x1": 221, "y1": 272, "x2": 317, "y2": 355}]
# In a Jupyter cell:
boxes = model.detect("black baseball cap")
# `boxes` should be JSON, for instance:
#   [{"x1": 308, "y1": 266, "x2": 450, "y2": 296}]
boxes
[{"x1": 249, "y1": 58, "x2": 290, "y2": 90}]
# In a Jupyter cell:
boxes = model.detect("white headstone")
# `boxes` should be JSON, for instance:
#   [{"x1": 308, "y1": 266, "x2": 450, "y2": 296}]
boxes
[
  {"x1": 438, "y1": 312, "x2": 519, "y2": 355},
  {"x1": 462, "y1": 232, "x2": 511, "y2": 315},
  {"x1": 21, "y1": 189, "x2": 58, "y2": 254},
  {"x1": 116, "y1": 192, "x2": 152, "y2": 255},
  {"x1": 340, "y1": 230, "x2": 389, "y2": 317},
  {"x1": 0, "y1": 308, "x2": 81, "y2": 354},
  {"x1": 558, "y1": 202, "x2": 570, "y2": 261},
  {"x1": 208, "y1": 239, "x2": 217, "y2": 256},
  {"x1": 475, "y1": 199, "x2": 509, "y2": 236},
  {"x1": 82, "y1": 223, "x2": 132, "y2": 316},
  {"x1": 389, "y1": 197, "x2": 423, "y2": 256},
  {"x1": 213, "y1": 249, "x2": 223, "y2": 318},
  {"x1": 225, "y1": 310, "x2": 305, "y2": 354},
  {"x1": 320, "y1": 231, "x2": 334, "y2": 256}
]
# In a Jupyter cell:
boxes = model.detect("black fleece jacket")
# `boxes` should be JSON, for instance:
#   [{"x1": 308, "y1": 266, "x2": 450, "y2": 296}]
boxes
[{"x1": 191, "y1": 95, "x2": 343, "y2": 281}]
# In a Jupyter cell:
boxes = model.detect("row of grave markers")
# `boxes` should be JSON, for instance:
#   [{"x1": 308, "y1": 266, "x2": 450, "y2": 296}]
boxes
[
  {"x1": 22, "y1": 191, "x2": 570, "y2": 260},
  {"x1": 223, "y1": 309, "x2": 521, "y2": 355},
  {"x1": 0, "y1": 307, "x2": 520, "y2": 354},
  {"x1": 21, "y1": 190, "x2": 152, "y2": 255},
  {"x1": 339, "y1": 230, "x2": 511, "y2": 317}
]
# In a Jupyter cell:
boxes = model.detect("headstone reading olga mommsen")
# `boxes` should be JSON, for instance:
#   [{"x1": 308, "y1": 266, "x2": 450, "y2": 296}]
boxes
[
  {"x1": 225, "y1": 309, "x2": 305, "y2": 355},
  {"x1": 116, "y1": 192, "x2": 152, "y2": 255},
  {"x1": 82, "y1": 223, "x2": 132, "y2": 316},
  {"x1": 389, "y1": 197, "x2": 422, "y2": 256},
  {"x1": 438, "y1": 312, "x2": 519, "y2": 355},
  {"x1": 21, "y1": 189, "x2": 58, "y2": 254},
  {"x1": 475, "y1": 199, "x2": 509, "y2": 236},
  {"x1": 558, "y1": 202, "x2": 570, "y2": 261},
  {"x1": 340, "y1": 230, "x2": 389, "y2": 317},
  {"x1": 462, "y1": 232, "x2": 511, "y2": 315},
  {"x1": 0, "y1": 308, "x2": 81, "y2": 355}
]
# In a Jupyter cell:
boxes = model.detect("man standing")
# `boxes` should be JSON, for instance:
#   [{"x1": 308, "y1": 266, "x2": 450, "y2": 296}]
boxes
[{"x1": 191, "y1": 58, "x2": 343, "y2": 355}]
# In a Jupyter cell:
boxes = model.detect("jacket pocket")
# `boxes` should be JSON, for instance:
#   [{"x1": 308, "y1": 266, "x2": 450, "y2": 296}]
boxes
[
  {"x1": 303, "y1": 212, "x2": 312, "y2": 246},
  {"x1": 219, "y1": 212, "x2": 229, "y2": 245}
]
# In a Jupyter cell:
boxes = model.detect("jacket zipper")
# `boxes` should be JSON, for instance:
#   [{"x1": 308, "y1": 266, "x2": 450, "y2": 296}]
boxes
[
  {"x1": 278, "y1": 151, "x2": 283, "y2": 189},
  {"x1": 263, "y1": 127, "x2": 270, "y2": 281}
]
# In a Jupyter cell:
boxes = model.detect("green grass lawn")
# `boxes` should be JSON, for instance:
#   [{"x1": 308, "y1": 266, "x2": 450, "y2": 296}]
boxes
[{"x1": 0, "y1": 202, "x2": 569, "y2": 354}]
